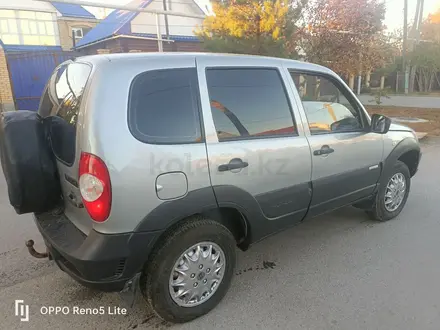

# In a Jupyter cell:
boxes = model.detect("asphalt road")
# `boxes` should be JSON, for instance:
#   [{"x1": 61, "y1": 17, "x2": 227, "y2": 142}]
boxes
[
  {"x1": 1, "y1": 138, "x2": 440, "y2": 330},
  {"x1": 358, "y1": 94, "x2": 440, "y2": 108}
]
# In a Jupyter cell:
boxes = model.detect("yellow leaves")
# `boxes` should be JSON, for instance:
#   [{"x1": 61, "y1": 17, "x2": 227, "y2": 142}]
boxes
[
  {"x1": 196, "y1": 0, "x2": 289, "y2": 41},
  {"x1": 428, "y1": 8, "x2": 440, "y2": 24},
  {"x1": 272, "y1": 26, "x2": 280, "y2": 39}
]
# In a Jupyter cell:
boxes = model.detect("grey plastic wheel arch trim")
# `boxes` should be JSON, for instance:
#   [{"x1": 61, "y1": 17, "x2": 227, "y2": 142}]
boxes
[
  {"x1": 134, "y1": 185, "x2": 309, "y2": 244},
  {"x1": 381, "y1": 138, "x2": 421, "y2": 182}
]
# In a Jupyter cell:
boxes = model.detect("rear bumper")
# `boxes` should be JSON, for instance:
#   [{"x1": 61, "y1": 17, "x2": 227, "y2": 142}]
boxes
[{"x1": 33, "y1": 211, "x2": 162, "y2": 292}]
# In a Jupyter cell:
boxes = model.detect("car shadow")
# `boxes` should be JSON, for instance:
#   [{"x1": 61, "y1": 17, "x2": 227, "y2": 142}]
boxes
[{"x1": 59, "y1": 206, "x2": 378, "y2": 330}]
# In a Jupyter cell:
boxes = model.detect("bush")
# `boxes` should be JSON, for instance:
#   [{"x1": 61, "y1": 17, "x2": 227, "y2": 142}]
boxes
[{"x1": 369, "y1": 88, "x2": 391, "y2": 105}]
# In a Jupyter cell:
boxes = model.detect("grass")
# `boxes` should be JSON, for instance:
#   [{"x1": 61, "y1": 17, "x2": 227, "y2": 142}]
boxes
[{"x1": 365, "y1": 106, "x2": 440, "y2": 136}]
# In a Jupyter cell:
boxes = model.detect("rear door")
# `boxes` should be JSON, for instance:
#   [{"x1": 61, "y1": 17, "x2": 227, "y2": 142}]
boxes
[
  {"x1": 38, "y1": 61, "x2": 93, "y2": 234},
  {"x1": 196, "y1": 56, "x2": 312, "y2": 241}
]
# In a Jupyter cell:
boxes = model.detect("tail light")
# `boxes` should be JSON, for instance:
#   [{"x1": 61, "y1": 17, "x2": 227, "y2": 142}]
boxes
[{"x1": 79, "y1": 152, "x2": 111, "y2": 222}]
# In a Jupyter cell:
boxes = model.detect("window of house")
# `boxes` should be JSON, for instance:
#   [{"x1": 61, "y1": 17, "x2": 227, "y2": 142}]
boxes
[
  {"x1": 72, "y1": 27, "x2": 91, "y2": 41},
  {"x1": 0, "y1": 9, "x2": 58, "y2": 46},
  {"x1": 128, "y1": 68, "x2": 203, "y2": 144},
  {"x1": 0, "y1": 10, "x2": 19, "y2": 44},
  {"x1": 206, "y1": 68, "x2": 296, "y2": 141},
  {"x1": 290, "y1": 72, "x2": 364, "y2": 134},
  {"x1": 72, "y1": 27, "x2": 83, "y2": 39}
]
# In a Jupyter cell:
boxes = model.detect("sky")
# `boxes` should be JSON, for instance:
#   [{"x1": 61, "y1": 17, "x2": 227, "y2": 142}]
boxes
[
  {"x1": 385, "y1": 0, "x2": 439, "y2": 32},
  {"x1": 84, "y1": 0, "x2": 440, "y2": 32}
]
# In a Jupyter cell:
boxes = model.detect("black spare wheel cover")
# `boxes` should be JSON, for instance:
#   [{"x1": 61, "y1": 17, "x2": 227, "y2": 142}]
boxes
[{"x1": 0, "y1": 111, "x2": 61, "y2": 214}]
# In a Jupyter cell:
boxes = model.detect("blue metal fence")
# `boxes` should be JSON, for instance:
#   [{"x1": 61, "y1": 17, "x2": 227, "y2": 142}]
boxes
[{"x1": 6, "y1": 51, "x2": 78, "y2": 111}]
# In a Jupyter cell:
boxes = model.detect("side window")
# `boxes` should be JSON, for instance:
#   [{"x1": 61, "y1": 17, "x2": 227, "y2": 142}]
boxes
[
  {"x1": 42, "y1": 62, "x2": 91, "y2": 165},
  {"x1": 206, "y1": 68, "x2": 296, "y2": 141},
  {"x1": 290, "y1": 72, "x2": 363, "y2": 134},
  {"x1": 55, "y1": 63, "x2": 91, "y2": 126},
  {"x1": 128, "y1": 68, "x2": 202, "y2": 144}
]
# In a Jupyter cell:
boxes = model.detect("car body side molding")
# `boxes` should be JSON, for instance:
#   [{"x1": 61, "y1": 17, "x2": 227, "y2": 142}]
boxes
[{"x1": 135, "y1": 184, "x2": 311, "y2": 244}]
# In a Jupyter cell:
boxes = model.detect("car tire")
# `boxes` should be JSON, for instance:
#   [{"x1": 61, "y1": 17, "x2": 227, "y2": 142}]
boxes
[
  {"x1": 367, "y1": 160, "x2": 411, "y2": 221},
  {"x1": 141, "y1": 216, "x2": 236, "y2": 323},
  {"x1": 0, "y1": 111, "x2": 61, "y2": 214}
]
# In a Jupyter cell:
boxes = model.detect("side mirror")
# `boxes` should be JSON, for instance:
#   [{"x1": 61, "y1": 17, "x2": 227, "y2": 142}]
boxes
[{"x1": 370, "y1": 114, "x2": 391, "y2": 134}]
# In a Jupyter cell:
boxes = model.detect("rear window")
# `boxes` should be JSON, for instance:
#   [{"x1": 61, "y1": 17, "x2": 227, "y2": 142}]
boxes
[
  {"x1": 40, "y1": 62, "x2": 92, "y2": 165},
  {"x1": 128, "y1": 68, "x2": 203, "y2": 144}
]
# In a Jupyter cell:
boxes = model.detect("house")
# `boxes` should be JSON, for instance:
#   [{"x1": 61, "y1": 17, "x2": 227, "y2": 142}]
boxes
[
  {"x1": 75, "y1": 0, "x2": 207, "y2": 54},
  {"x1": 51, "y1": 2, "x2": 98, "y2": 50},
  {"x1": 0, "y1": 1, "x2": 98, "y2": 111},
  {"x1": 0, "y1": 0, "x2": 97, "y2": 51}
]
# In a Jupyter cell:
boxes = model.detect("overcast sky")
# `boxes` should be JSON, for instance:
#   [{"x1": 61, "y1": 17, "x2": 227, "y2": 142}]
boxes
[
  {"x1": 85, "y1": 0, "x2": 439, "y2": 32},
  {"x1": 385, "y1": 0, "x2": 438, "y2": 32}
]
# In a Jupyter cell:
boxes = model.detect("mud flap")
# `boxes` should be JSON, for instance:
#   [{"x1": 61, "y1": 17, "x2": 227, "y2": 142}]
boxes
[{"x1": 119, "y1": 272, "x2": 141, "y2": 308}]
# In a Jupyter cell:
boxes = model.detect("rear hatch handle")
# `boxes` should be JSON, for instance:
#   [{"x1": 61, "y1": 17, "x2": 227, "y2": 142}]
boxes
[{"x1": 67, "y1": 191, "x2": 83, "y2": 208}]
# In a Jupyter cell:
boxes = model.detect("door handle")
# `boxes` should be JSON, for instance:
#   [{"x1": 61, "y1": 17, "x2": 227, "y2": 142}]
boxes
[
  {"x1": 218, "y1": 158, "x2": 249, "y2": 172},
  {"x1": 313, "y1": 145, "x2": 334, "y2": 156}
]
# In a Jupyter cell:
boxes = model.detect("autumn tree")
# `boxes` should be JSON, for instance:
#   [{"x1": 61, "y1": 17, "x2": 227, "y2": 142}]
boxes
[
  {"x1": 427, "y1": 8, "x2": 440, "y2": 24},
  {"x1": 300, "y1": 0, "x2": 386, "y2": 88},
  {"x1": 196, "y1": 0, "x2": 307, "y2": 58},
  {"x1": 408, "y1": 13, "x2": 440, "y2": 92},
  {"x1": 409, "y1": 44, "x2": 440, "y2": 92}
]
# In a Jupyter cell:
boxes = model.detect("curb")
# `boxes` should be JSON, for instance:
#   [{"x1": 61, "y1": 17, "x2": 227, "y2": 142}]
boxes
[{"x1": 416, "y1": 132, "x2": 428, "y2": 140}]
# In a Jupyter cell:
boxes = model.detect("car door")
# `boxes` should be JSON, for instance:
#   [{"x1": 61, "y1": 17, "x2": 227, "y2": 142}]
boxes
[
  {"x1": 287, "y1": 69, "x2": 383, "y2": 217},
  {"x1": 196, "y1": 56, "x2": 312, "y2": 242}
]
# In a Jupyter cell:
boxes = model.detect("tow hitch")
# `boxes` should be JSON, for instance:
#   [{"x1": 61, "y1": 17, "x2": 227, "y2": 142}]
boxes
[{"x1": 25, "y1": 239, "x2": 49, "y2": 259}]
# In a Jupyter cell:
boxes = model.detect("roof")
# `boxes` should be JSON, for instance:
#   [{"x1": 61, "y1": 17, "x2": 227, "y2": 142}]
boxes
[
  {"x1": 192, "y1": 0, "x2": 212, "y2": 15},
  {"x1": 75, "y1": 0, "x2": 152, "y2": 48},
  {"x1": 130, "y1": 32, "x2": 199, "y2": 42},
  {"x1": 77, "y1": 52, "x2": 329, "y2": 73},
  {"x1": 75, "y1": 0, "x2": 205, "y2": 49},
  {"x1": 51, "y1": 1, "x2": 95, "y2": 19}
]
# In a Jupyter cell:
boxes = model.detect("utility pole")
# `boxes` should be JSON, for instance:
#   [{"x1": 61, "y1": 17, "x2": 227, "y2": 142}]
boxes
[
  {"x1": 403, "y1": 0, "x2": 409, "y2": 94},
  {"x1": 357, "y1": 51, "x2": 362, "y2": 95},
  {"x1": 418, "y1": 0, "x2": 424, "y2": 32},
  {"x1": 162, "y1": 0, "x2": 170, "y2": 41},
  {"x1": 155, "y1": 14, "x2": 163, "y2": 52},
  {"x1": 408, "y1": 0, "x2": 423, "y2": 92}
]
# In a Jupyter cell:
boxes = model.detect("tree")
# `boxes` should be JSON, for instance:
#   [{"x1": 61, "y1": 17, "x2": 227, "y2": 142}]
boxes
[
  {"x1": 365, "y1": 34, "x2": 400, "y2": 71},
  {"x1": 300, "y1": 0, "x2": 386, "y2": 84},
  {"x1": 195, "y1": 0, "x2": 307, "y2": 58},
  {"x1": 427, "y1": 8, "x2": 440, "y2": 24},
  {"x1": 408, "y1": 14, "x2": 440, "y2": 92},
  {"x1": 409, "y1": 43, "x2": 440, "y2": 92}
]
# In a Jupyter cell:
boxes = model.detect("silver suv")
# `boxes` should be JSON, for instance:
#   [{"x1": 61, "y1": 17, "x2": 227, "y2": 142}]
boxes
[{"x1": 30, "y1": 53, "x2": 421, "y2": 323}]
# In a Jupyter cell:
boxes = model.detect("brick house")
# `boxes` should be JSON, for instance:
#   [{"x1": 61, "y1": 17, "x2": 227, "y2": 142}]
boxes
[
  {"x1": 0, "y1": 43, "x2": 14, "y2": 111},
  {"x1": 75, "y1": 0, "x2": 207, "y2": 54},
  {"x1": 52, "y1": 2, "x2": 98, "y2": 50},
  {"x1": 0, "y1": 1, "x2": 97, "y2": 111}
]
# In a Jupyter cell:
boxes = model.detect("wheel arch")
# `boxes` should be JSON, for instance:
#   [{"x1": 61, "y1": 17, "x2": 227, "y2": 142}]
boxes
[
  {"x1": 134, "y1": 186, "x2": 251, "y2": 251},
  {"x1": 381, "y1": 137, "x2": 421, "y2": 181},
  {"x1": 154, "y1": 207, "x2": 250, "y2": 252},
  {"x1": 398, "y1": 149, "x2": 420, "y2": 177}
]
